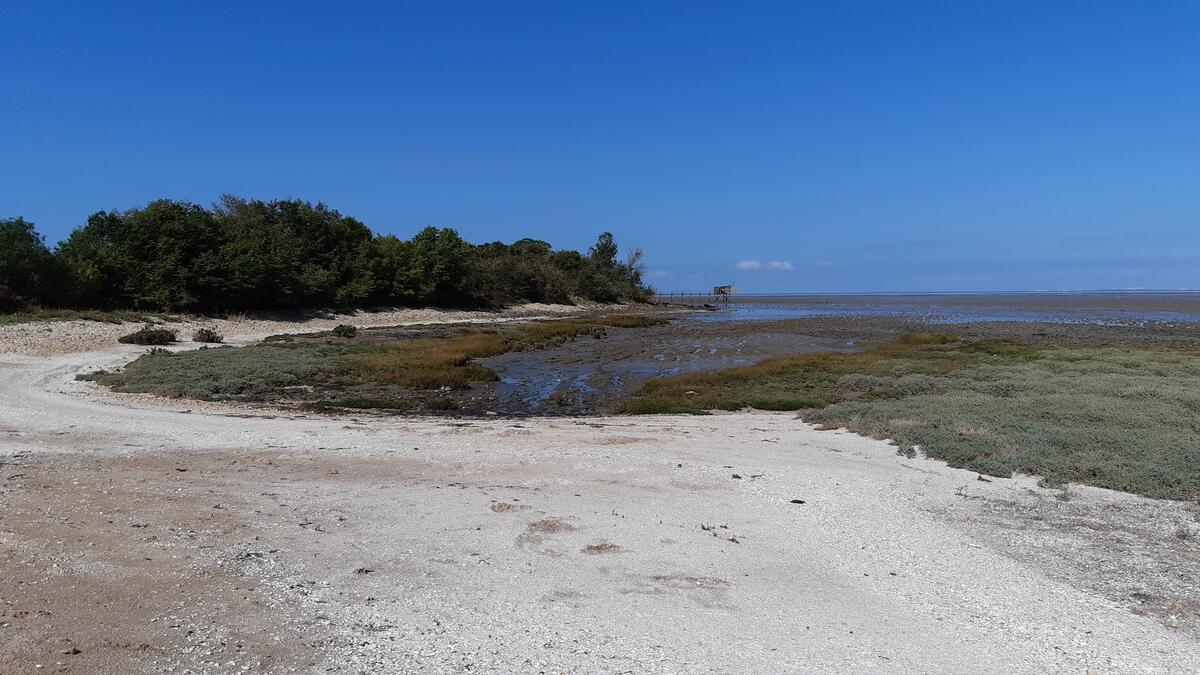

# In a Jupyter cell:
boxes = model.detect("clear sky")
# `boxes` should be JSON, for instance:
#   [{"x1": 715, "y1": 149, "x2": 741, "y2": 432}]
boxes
[{"x1": 3, "y1": 1, "x2": 1197, "y2": 292}]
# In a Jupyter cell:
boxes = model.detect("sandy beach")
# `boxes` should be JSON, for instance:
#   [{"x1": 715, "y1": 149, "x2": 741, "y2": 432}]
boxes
[
  {"x1": 9, "y1": 2, "x2": 1200, "y2": 670},
  {"x1": 2, "y1": 309, "x2": 1198, "y2": 673}
]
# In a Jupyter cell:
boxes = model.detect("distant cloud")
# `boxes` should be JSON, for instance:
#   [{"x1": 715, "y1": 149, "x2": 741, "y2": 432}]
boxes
[
  {"x1": 645, "y1": 269, "x2": 671, "y2": 280},
  {"x1": 735, "y1": 259, "x2": 794, "y2": 271}
]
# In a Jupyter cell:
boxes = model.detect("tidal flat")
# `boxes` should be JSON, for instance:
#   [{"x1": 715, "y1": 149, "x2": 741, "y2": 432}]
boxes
[
  {"x1": 6, "y1": 298, "x2": 1200, "y2": 672},
  {"x1": 78, "y1": 292, "x2": 1200, "y2": 499}
]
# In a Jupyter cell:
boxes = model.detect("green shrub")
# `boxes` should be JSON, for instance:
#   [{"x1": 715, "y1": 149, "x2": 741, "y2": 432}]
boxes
[
  {"x1": 192, "y1": 327, "x2": 223, "y2": 343},
  {"x1": 118, "y1": 325, "x2": 177, "y2": 345},
  {"x1": 747, "y1": 397, "x2": 813, "y2": 411},
  {"x1": 332, "y1": 324, "x2": 357, "y2": 338}
]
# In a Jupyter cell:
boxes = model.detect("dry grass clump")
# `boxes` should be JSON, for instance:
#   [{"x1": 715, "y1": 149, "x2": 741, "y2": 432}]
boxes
[{"x1": 192, "y1": 327, "x2": 223, "y2": 343}]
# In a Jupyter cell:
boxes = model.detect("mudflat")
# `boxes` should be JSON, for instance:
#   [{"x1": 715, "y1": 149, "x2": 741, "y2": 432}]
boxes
[
  {"x1": 2, "y1": 307, "x2": 1199, "y2": 673},
  {"x1": 728, "y1": 291, "x2": 1200, "y2": 321}
]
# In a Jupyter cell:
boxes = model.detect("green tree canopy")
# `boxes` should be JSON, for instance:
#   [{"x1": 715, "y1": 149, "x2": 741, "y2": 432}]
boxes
[
  {"x1": 3, "y1": 198, "x2": 651, "y2": 313},
  {"x1": 0, "y1": 217, "x2": 57, "y2": 309}
]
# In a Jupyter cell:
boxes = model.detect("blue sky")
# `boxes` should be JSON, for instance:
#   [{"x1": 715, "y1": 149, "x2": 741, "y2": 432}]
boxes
[{"x1": 2, "y1": 1, "x2": 1198, "y2": 292}]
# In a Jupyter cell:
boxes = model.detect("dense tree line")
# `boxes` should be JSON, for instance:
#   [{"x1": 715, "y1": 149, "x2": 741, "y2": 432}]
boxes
[{"x1": 0, "y1": 196, "x2": 649, "y2": 313}]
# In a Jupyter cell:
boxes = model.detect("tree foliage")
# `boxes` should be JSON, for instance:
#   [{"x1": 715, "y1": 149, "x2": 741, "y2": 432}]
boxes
[
  {"x1": 2, "y1": 197, "x2": 650, "y2": 313},
  {"x1": 0, "y1": 217, "x2": 59, "y2": 310}
]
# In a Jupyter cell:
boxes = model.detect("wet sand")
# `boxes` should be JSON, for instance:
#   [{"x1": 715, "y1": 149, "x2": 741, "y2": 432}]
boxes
[
  {"x1": 705, "y1": 292, "x2": 1200, "y2": 325},
  {"x1": 733, "y1": 291, "x2": 1200, "y2": 314}
]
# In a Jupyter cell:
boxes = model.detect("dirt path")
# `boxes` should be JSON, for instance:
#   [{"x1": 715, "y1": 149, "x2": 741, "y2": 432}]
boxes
[{"x1": 1, "y1": 315, "x2": 1198, "y2": 673}]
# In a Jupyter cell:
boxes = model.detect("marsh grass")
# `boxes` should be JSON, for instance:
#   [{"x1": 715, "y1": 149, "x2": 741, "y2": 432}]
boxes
[
  {"x1": 621, "y1": 336, "x2": 1200, "y2": 500},
  {"x1": 82, "y1": 314, "x2": 666, "y2": 406},
  {"x1": 593, "y1": 315, "x2": 669, "y2": 329},
  {"x1": 619, "y1": 335, "x2": 993, "y2": 414},
  {"x1": 341, "y1": 318, "x2": 651, "y2": 389},
  {"x1": 81, "y1": 343, "x2": 348, "y2": 399}
]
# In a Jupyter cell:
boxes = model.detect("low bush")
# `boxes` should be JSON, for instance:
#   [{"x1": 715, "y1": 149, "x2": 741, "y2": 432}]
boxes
[
  {"x1": 193, "y1": 327, "x2": 223, "y2": 343},
  {"x1": 332, "y1": 324, "x2": 357, "y2": 338},
  {"x1": 118, "y1": 325, "x2": 177, "y2": 345},
  {"x1": 747, "y1": 397, "x2": 817, "y2": 411}
]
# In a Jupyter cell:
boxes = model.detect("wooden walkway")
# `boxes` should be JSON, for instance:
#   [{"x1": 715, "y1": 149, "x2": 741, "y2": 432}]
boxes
[{"x1": 654, "y1": 288, "x2": 733, "y2": 307}]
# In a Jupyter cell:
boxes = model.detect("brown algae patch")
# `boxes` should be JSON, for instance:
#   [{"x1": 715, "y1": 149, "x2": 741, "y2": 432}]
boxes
[
  {"x1": 526, "y1": 518, "x2": 577, "y2": 534},
  {"x1": 490, "y1": 502, "x2": 530, "y2": 513},
  {"x1": 582, "y1": 542, "x2": 623, "y2": 554}
]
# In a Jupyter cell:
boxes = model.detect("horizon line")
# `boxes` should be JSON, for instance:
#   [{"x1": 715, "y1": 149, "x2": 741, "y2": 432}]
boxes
[{"x1": 651, "y1": 288, "x2": 1200, "y2": 296}]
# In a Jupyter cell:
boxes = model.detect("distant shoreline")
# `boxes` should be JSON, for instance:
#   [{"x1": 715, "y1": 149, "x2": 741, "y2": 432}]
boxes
[
  {"x1": 670, "y1": 289, "x2": 1200, "y2": 297},
  {"x1": 665, "y1": 291, "x2": 1200, "y2": 325}
]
